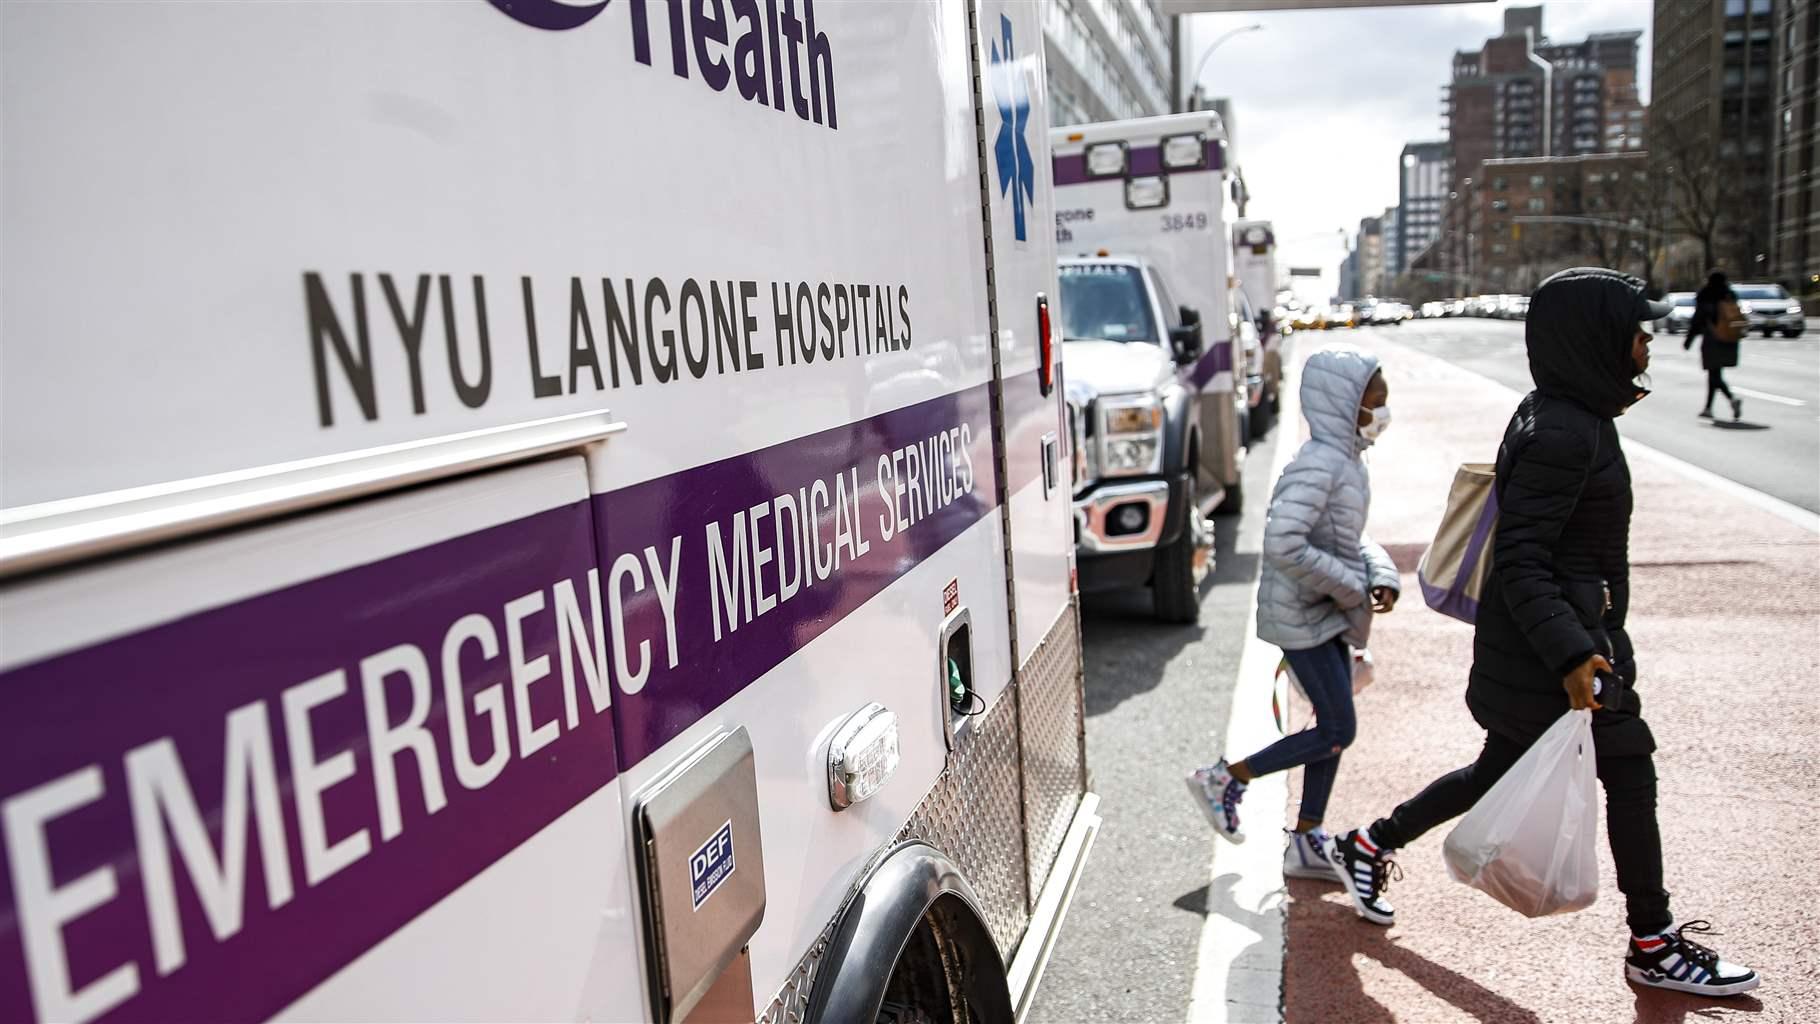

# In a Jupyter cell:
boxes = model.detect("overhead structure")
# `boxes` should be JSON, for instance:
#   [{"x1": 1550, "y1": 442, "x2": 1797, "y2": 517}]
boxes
[{"x1": 1159, "y1": 0, "x2": 1486, "y2": 11}]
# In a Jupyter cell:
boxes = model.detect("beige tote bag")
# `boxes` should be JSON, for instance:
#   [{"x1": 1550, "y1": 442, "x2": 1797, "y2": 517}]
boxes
[{"x1": 1417, "y1": 463, "x2": 1498, "y2": 623}]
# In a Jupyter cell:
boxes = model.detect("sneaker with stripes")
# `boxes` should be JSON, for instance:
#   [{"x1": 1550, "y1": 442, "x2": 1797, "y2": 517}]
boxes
[
  {"x1": 1327, "y1": 828, "x2": 1399, "y2": 926},
  {"x1": 1185, "y1": 759, "x2": 1246, "y2": 844},
  {"x1": 1626, "y1": 921, "x2": 1759, "y2": 997},
  {"x1": 1283, "y1": 827, "x2": 1339, "y2": 882}
]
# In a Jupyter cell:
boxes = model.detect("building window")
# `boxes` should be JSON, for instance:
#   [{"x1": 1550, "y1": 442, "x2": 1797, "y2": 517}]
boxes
[
  {"x1": 1750, "y1": 0, "x2": 1769, "y2": 12},
  {"x1": 1527, "y1": 197, "x2": 1545, "y2": 211},
  {"x1": 1493, "y1": 176, "x2": 1508, "y2": 190},
  {"x1": 1725, "y1": 0, "x2": 1744, "y2": 15},
  {"x1": 1492, "y1": 199, "x2": 1510, "y2": 211}
]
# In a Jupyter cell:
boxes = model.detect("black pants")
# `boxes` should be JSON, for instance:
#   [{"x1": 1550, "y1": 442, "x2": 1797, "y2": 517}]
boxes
[
  {"x1": 1368, "y1": 729, "x2": 1672, "y2": 935},
  {"x1": 1706, "y1": 366, "x2": 1733, "y2": 409}
]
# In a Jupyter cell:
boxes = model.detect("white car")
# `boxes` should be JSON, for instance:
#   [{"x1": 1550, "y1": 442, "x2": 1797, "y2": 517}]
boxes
[
  {"x1": 1655, "y1": 292, "x2": 1695, "y2": 334},
  {"x1": 1735, "y1": 283, "x2": 1806, "y2": 337}
]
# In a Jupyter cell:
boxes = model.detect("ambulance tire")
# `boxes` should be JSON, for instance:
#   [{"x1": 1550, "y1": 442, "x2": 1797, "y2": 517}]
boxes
[
  {"x1": 807, "y1": 843, "x2": 1012, "y2": 1024},
  {"x1": 1153, "y1": 476, "x2": 1206, "y2": 625},
  {"x1": 1251, "y1": 397, "x2": 1274, "y2": 439},
  {"x1": 1215, "y1": 475, "x2": 1242, "y2": 516}
]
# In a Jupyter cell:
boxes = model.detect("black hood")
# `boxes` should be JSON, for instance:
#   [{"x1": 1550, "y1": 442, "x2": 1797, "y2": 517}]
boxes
[{"x1": 1525, "y1": 267, "x2": 1651, "y2": 419}]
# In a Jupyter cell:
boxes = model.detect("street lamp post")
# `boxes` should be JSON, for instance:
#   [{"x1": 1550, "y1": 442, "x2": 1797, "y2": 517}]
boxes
[{"x1": 1184, "y1": 24, "x2": 1263, "y2": 110}]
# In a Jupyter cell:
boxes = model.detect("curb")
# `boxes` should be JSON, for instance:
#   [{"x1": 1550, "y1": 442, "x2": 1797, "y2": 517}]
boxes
[{"x1": 1185, "y1": 351, "x2": 1304, "y2": 1024}]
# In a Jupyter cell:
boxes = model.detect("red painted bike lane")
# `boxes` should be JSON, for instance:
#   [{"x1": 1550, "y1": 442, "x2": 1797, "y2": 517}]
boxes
[{"x1": 1278, "y1": 333, "x2": 1818, "y2": 1023}]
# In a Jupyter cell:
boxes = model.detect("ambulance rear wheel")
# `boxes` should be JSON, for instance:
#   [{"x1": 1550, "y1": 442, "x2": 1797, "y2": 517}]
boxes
[{"x1": 872, "y1": 894, "x2": 1008, "y2": 1023}]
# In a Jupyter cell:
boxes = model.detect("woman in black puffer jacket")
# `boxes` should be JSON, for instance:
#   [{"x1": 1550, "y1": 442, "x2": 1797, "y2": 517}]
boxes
[{"x1": 1325, "y1": 268, "x2": 1759, "y2": 997}]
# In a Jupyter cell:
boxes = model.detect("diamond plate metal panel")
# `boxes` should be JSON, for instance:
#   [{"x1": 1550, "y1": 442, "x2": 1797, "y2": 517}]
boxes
[
  {"x1": 1017, "y1": 604, "x2": 1087, "y2": 900},
  {"x1": 898, "y1": 691, "x2": 1031, "y2": 955},
  {"x1": 757, "y1": 914, "x2": 837, "y2": 1024}
]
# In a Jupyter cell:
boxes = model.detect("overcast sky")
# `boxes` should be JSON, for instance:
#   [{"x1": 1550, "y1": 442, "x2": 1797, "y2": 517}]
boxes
[{"x1": 1182, "y1": 0, "x2": 1655, "y2": 295}]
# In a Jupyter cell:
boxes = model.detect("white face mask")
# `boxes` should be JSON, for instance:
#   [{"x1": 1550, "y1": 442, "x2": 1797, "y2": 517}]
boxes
[{"x1": 1359, "y1": 405, "x2": 1392, "y2": 442}]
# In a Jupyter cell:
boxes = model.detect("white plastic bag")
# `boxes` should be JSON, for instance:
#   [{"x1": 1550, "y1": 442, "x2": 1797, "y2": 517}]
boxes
[{"x1": 1442, "y1": 709, "x2": 1599, "y2": 917}]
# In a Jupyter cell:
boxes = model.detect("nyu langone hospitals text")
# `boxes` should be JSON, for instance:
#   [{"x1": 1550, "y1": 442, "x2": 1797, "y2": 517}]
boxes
[{"x1": 305, "y1": 272, "x2": 913, "y2": 427}]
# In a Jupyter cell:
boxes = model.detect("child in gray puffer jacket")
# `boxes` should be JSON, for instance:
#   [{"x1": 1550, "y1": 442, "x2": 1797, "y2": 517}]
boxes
[{"x1": 1187, "y1": 347, "x2": 1400, "y2": 875}]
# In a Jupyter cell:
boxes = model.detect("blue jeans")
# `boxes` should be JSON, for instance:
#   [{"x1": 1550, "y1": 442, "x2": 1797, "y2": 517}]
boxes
[{"x1": 1241, "y1": 638, "x2": 1356, "y2": 825}]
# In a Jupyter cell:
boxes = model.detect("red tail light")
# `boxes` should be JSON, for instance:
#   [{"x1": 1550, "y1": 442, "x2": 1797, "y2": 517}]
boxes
[{"x1": 1037, "y1": 293, "x2": 1055, "y2": 397}]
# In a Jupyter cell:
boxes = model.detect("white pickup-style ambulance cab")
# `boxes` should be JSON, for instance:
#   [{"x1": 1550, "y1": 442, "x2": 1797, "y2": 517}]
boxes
[
  {"x1": 1232, "y1": 218, "x2": 1284, "y2": 431},
  {"x1": 1050, "y1": 112, "x2": 1249, "y2": 521},
  {"x1": 0, "y1": 3, "x2": 1097, "y2": 1022}
]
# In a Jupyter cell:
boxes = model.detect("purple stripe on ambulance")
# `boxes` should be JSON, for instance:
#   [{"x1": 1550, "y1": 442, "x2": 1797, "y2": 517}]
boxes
[
  {"x1": 1184, "y1": 339, "x2": 1235, "y2": 390},
  {"x1": 1050, "y1": 138, "x2": 1226, "y2": 187},
  {"x1": 0, "y1": 502, "x2": 612, "y2": 1024},
  {"x1": 597, "y1": 381, "x2": 1000, "y2": 769},
  {"x1": 996, "y1": 368, "x2": 1065, "y2": 495}
]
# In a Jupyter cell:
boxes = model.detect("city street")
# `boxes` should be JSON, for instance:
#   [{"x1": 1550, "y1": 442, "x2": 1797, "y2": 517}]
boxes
[
  {"x1": 1033, "y1": 324, "x2": 1820, "y2": 1022},
  {"x1": 1391, "y1": 318, "x2": 1820, "y2": 513}
]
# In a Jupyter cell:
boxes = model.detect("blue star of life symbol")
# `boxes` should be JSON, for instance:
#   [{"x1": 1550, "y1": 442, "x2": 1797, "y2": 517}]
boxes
[{"x1": 990, "y1": 15, "x2": 1035, "y2": 242}]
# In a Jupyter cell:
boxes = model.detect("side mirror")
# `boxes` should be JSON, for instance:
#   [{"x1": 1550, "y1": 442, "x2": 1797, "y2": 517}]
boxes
[{"x1": 1169, "y1": 314, "x2": 1203, "y2": 364}]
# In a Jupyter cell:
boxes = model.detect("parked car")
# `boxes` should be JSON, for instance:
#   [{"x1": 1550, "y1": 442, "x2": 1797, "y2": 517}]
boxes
[
  {"x1": 1654, "y1": 292, "x2": 1695, "y2": 334},
  {"x1": 1734, "y1": 283, "x2": 1806, "y2": 337}
]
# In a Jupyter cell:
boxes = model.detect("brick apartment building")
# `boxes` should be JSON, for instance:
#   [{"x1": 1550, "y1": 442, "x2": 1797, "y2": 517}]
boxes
[
  {"x1": 1651, "y1": 0, "x2": 1779, "y2": 281},
  {"x1": 1413, "y1": 151, "x2": 1654, "y2": 294},
  {"x1": 1443, "y1": 6, "x2": 1644, "y2": 190}
]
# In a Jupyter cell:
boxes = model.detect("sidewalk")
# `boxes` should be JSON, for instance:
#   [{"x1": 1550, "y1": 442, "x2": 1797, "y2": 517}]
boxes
[{"x1": 1275, "y1": 333, "x2": 1820, "y2": 1022}]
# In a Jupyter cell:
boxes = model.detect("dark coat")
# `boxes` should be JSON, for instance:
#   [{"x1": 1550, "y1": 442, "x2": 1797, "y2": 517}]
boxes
[
  {"x1": 1689, "y1": 278, "x2": 1739, "y2": 370},
  {"x1": 1466, "y1": 268, "x2": 1656, "y2": 757}
]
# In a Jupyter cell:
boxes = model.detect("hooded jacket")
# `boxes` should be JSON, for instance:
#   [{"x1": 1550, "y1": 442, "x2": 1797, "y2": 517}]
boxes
[
  {"x1": 1688, "y1": 274, "x2": 1739, "y2": 369},
  {"x1": 1467, "y1": 267, "x2": 1655, "y2": 756},
  {"x1": 1256, "y1": 348, "x2": 1400, "y2": 651}
]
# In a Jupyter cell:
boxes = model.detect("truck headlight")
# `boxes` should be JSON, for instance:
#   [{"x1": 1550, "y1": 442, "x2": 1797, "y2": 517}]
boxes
[{"x1": 1099, "y1": 395, "x2": 1163, "y2": 476}]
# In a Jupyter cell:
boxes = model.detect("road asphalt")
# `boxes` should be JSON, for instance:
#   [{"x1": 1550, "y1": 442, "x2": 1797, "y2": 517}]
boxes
[
  {"x1": 1389, "y1": 318, "x2": 1820, "y2": 513},
  {"x1": 1026, "y1": 398, "x2": 1286, "y2": 1023},
  {"x1": 1032, "y1": 323, "x2": 1819, "y2": 1022}
]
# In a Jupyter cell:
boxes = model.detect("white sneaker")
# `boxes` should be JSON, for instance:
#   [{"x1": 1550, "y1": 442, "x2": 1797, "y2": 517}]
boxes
[
  {"x1": 1185, "y1": 759, "x2": 1246, "y2": 844},
  {"x1": 1283, "y1": 828, "x2": 1339, "y2": 882},
  {"x1": 1626, "y1": 921, "x2": 1760, "y2": 997}
]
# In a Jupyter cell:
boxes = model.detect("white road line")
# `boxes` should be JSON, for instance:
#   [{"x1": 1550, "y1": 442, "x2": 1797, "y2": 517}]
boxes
[
  {"x1": 1622, "y1": 442, "x2": 1820, "y2": 533},
  {"x1": 1186, "y1": 367, "x2": 1301, "y2": 1024},
  {"x1": 1731, "y1": 386, "x2": 1808, "y2": 407},
  {"x1": 1409, "y1": 340, "x2": 1820, "y2": 535}
]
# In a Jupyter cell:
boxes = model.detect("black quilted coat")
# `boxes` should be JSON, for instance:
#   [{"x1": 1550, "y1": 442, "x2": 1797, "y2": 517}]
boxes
[{"x1": 1466, "y1": 268, "x2": 1656, "y2": 757}]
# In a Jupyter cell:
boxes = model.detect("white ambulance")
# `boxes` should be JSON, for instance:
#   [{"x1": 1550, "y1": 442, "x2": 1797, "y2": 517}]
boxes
[
  {"x1": 0, "y1": 4, "x2": 1097, "y2": 1023},
  {"x1": 1050, "y1": 112, "x2": 1249, "y2": 516},
  {"x1": 1232, "y1": 218, "x2": 1284, "y2": 431}
]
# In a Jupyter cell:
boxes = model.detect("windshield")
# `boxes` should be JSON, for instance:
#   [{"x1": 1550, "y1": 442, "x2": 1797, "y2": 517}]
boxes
[
  {"x1": 1671, "y1": 293, "x2": 1695, "y2": 307},
  {"x1": 1735, "y1": 284, "x2": 1789, "y2": 301},
  {"x1": 1058, "y1": 265, "x2": 1158, "y2": 343}
]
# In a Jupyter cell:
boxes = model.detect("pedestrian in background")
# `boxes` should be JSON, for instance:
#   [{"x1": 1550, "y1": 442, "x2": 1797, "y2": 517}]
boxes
[
  {"x1": 1186, "y1": 348, "x2": 1399, "y2": 883},
  {"x1": 1327, "y1": 268, "x2": 1758, "y2": 997},
  {"x1": 1687, "y1": 270, "x2": 1742, "y2": 420}
]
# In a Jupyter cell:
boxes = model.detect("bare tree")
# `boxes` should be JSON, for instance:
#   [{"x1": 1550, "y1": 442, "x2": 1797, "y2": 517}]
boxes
[{"x1": 1653, "y1": 117, "x2": 1725, "y2": 275}]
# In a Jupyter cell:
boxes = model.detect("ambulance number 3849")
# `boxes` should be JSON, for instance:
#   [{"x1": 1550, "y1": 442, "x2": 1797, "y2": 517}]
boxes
[{"x1": 1160, "y1": 212, "x2": 1209, "y2": 232}]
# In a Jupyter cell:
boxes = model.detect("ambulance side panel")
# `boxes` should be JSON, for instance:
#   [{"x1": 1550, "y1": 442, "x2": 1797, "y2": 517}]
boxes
[
  {"x1": 0, "y1": 460, "x2": 646, "y2": 1024},
  {"x1": 971, "y1": 0, "x2": 1088, "y2": 925}
]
